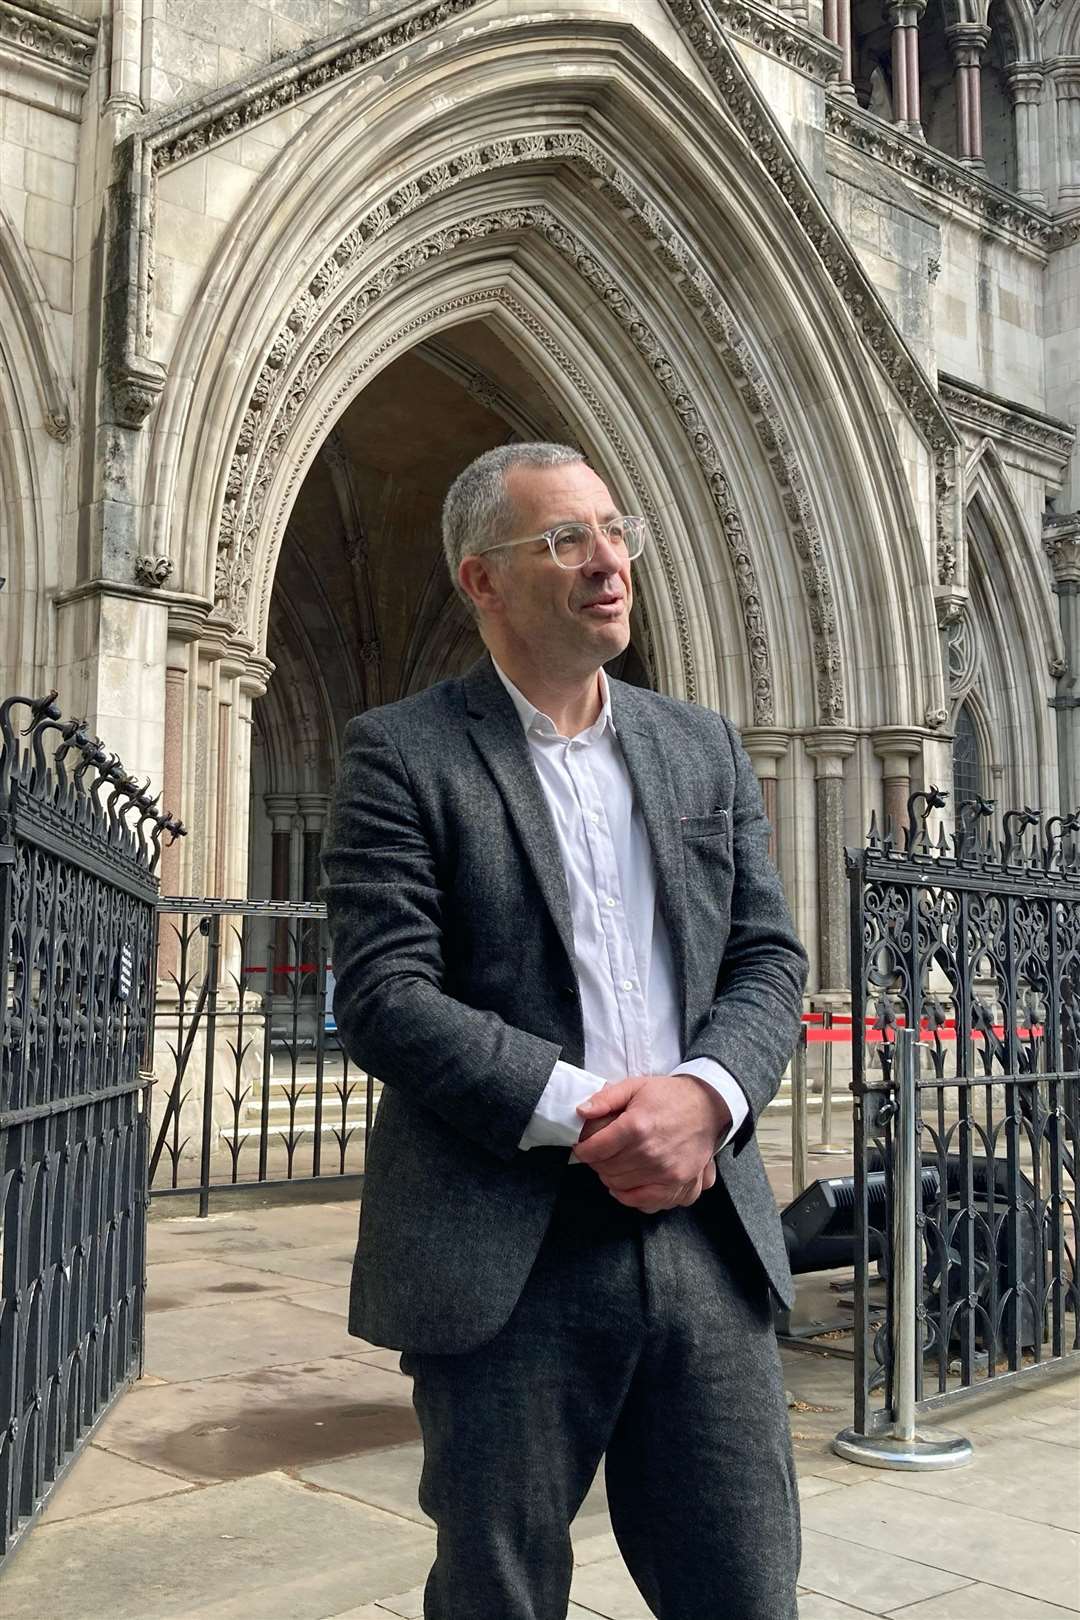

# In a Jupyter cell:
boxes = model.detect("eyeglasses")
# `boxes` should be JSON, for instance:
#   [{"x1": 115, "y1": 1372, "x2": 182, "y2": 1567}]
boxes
[{"x1": 475, "y1": 515, "x2": 648, "y2": 571}]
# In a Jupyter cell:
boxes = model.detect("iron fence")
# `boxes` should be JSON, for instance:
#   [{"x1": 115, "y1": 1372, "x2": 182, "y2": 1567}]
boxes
[
  {"x1": 845, "y1": 790, "x2": 1080, "y2": 1441},
  {"x1": 0, "y1": 694, "x2": 182, "y2": 1563},
  {"x1": 150, "y1": 899, "x2": 373, "y2": 1214}
]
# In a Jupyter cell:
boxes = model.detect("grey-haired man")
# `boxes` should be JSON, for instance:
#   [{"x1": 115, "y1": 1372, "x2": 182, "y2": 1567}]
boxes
[{"x1": 323, "y1": 443, "x2": 808, "y2": 1619}]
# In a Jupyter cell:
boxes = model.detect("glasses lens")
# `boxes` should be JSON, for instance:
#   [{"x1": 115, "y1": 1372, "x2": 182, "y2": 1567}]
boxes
[
  {"x1": 548, "y1": 524, "x2": 594, "y2": 569},
  {"x1": 609, "y1": 516, "x2": 646, "y2": 558}
]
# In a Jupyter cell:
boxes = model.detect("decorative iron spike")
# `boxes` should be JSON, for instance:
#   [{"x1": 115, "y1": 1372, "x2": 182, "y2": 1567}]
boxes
[
  {"x1": 1002, "y1": 805, "x2": 1040, "y2": 868},
  {"x1": 906, "y1": 785, "x2": 947, "y2": 856},
  {"x1": 867, "y1": 807, "x2": 881, "y2": 850}
]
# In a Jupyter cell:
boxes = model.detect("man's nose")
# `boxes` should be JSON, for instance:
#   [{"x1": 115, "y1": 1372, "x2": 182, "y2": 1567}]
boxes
[{"x1": 584, "y1": 529, "x2": 623, "y2": 574}]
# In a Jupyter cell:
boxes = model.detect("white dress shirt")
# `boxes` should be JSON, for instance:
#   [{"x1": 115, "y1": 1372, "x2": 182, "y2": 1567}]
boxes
[{"x1": 491, "y1": 661, "x2": 750, "y2": 1157}]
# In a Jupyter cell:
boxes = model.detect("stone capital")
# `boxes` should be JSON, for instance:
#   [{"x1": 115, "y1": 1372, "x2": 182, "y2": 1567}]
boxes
[
  {"x1": 1049, "y1": 64, "x2": 1080, "y2": 100},
  {"x1": 264, "y1": 794, "x2": 299, "y2": 830},
  {"x1": 870, "y1": 727, "x2": 925, "y2": 774},
  {"x1": 1044, "y1": 513, "x2": 1080, "y2": 584},
  {"x1": 297, "y1": 793, "x2": 331, "y2": 824},
  {"x1": 945, "y1": 22, "x2": 990, "y2": 64},
  {"x1": 803, "y1": 729, "x2": 858, "y2": 777},
  {"x1": 1005, "y1": 65, "x2": 1044, "y2": 105},
  {"x1": 740, "y1": 728, "x2": 792, "y2": 776}
]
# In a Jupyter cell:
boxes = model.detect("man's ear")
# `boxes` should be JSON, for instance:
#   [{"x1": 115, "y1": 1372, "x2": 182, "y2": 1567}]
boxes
[{"x1": 458, "y1": 553, "x2": 504, "y2": 617}]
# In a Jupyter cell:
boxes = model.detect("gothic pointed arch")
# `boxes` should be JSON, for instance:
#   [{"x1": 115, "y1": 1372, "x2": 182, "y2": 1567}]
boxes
[{"x1": 142, "y1": 9, "x2": 948, "y2": 741}]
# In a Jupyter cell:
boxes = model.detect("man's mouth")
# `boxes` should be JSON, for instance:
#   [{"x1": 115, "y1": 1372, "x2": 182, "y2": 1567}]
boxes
[{"x1": 578, "y1": 594, "x2": 624, "y2": 614}]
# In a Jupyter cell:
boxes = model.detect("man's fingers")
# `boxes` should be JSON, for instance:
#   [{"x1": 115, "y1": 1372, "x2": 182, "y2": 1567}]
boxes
[
  {"x1": 702, "y1": 1158, "x2": 717, "y2": 1190},
  {"x1": 576, "y1": 1078, "x2": 639, "y2": 1119},
  {"x1": 571, "y1": 1112, "x2": 642, "y2": 1165}
]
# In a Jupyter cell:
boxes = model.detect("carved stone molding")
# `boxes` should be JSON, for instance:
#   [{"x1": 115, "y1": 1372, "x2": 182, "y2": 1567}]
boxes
[
  {"x1": 134, "y1": 554, "x2": 174, "y2": 589},
  {"x1": 666, "y1": 0, "x2": 840, "y2": 83},
  {"x1": 145, "y1": 0, "x2": 486, "y2": 175},
  {"x1": 666, "y1": 4, "x2": 959, "y2": 456},
  {"x1": 217, "y1": 133, "x2": 859, "y2": 722},
  {"x1": 0, "y1": 0, "x2": 96, "y2": 80},
  {"x1": 257, "y1": 285, "x2": 700, "y2": 705},
  {"x1": 826, "y1": 97, "x2": 1080, "y2": 252},
  {"x1": 939, "y1": 373, "x2": 1077, "y2": 470},
  {"x1": 1045, "y1": 511, "x2": 1080, "y2": 584},
  {"x1": 112, "y1": 357, "x2": 167, "y2": 429}
]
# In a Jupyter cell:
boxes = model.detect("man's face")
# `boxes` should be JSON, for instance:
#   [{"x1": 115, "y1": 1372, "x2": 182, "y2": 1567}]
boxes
[{"x1": 475, "y1": 460, "x2": 633, "y2": 673}]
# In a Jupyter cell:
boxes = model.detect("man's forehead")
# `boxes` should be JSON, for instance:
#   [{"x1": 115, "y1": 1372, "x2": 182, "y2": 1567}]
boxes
[{"x1": 506, "y1": 461, "x2": 617, "y2": 520}]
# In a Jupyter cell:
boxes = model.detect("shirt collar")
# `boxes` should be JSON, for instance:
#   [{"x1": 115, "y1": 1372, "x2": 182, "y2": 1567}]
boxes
[{"x1": 491, "y1": 658, "x2": 616, "y2": 742}]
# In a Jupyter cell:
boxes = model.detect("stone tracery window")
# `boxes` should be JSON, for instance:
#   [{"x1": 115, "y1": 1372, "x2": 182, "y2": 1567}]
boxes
[{"x1": 951, "y1": 699, "x2": 985, "y2": 809}]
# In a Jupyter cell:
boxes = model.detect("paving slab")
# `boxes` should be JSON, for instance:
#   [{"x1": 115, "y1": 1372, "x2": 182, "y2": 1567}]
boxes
[
  {"x1": 94, "y1": 1355, "x2": 418, "y2": 1483},
  {"x1": 39, "y1": 1443, "x2": 197, "y2": 1522},
  {"x1": 886, "y1": 1585, "x2": 1080, "y2": 1618},
  {"x1": 279, "y1": 1284, "x2": 352, "y2": 1319},
  {"x1": 797, "y1": 1597, "x2": 882, "y2": 1619},
  {"x1": 144, "y1": 1292, "x2": 366, "y2": 1380},
  {"x1": 570, "y1": 1553, "x2": 654, "y2": 1618},
  {"x1": 233, "y1": 1241, "x2": 358, "y2": 1285},
  {"x1": 802, "y1": 1481, "x2": 1080, "y2": 1610},
  {"x1": 871, "y1": 1434, "x2": 1080, "y2": 1533},
  {"x1": 145, "y1": 1256, "x2": 330, "y2": 1312},
  {"x1": 1, "y1": 1471, "x2": 434, "y2": 1620},
  {"x1": 798, "y1": 1528, "x2": 971, "y2": 1612}
]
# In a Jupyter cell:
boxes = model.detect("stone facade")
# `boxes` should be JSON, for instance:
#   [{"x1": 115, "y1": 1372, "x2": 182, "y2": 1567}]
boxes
[{"x1": 1, "y1": 0, "x2": 1077, "y2": 997}]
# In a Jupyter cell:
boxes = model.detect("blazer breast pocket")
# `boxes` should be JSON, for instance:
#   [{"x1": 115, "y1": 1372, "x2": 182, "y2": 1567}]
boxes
[{"x1": 680, "y1": 810, "x2": 731, "y2": 845}]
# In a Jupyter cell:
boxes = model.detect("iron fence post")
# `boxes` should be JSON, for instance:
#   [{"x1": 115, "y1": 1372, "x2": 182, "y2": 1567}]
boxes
[
  {"x1": 791, "y1": 1023, "x2": 809, "y2": 1198},
  {"x1": 834, "y1": 1027, "x2": 974, "y2": 1469},
  {"x1": 197, "y1": 915, "x2": 221, "y2": 1219}
]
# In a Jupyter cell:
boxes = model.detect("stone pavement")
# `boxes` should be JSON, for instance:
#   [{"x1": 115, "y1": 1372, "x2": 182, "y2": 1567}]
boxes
[{"x1": 3, "y1": 1131, "x2": 1078, "y2": 1619}]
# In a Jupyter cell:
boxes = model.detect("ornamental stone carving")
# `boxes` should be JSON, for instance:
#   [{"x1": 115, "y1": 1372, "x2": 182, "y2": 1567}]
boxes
[
  {"x1": 0, "y1": 0, "x2": 96, "y2": 76},
  {"x1": 134, "y1": 554, "x2": 174, "y2": 589},
  {"x1": 216, "y1": 133, "x2": 856, "y2": 724},
  {"x1": 1045, "y1": 512, "x2": 1080, "y2": 584}
]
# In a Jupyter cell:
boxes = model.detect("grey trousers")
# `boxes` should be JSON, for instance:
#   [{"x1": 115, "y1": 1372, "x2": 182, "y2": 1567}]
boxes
[{"x1": 400, "y1": 1167, "x2": 799, "y2": 1620}]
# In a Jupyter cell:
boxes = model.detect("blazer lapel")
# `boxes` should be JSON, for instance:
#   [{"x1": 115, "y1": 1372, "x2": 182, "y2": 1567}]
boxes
[
  {"x1": 464, "y1": 658, "x2": 576, "y2": 969},
  {"x1": 610, "y1": 682, "x2": 691, "y2": 1043}
]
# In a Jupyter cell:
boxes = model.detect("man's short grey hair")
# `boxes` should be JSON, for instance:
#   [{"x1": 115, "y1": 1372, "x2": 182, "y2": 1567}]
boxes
[{"x1": 442, "y1": 442, "x2": 585, "y2": 610}]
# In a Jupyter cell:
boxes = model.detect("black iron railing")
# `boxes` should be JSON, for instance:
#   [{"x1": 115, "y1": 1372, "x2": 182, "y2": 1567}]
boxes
[
  {"x1": 149, "y1": 900, "x2": 374, "y2": 1214},
  {"x1": 846, "y1": 791, "x2": 1080, "y2": 1439},
  {"x1": 0, "y1": 694, "x2": 182, "y2": 1564}
]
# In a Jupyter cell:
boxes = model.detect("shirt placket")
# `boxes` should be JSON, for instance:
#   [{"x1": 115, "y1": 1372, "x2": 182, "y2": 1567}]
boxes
[{"x1": 564, "y1": 736, "x2": 650, "y2": 1077}]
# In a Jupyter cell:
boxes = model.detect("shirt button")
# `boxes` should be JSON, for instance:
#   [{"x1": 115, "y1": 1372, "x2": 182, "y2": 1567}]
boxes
[
  {"x1": 604, "y1": 896, "x2": 617, "y2": 908},
  {"x1": 589, "y1": 812, "x2": 600, "y2": 824},
  {"x1": 622, "y1": 979, "x2": 634, "y2": 991}
]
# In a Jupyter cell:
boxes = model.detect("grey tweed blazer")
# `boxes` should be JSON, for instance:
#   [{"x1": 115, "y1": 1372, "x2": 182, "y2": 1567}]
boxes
[{"x1": 322, "y1": 654, "x2": 808, "y2": 1354}]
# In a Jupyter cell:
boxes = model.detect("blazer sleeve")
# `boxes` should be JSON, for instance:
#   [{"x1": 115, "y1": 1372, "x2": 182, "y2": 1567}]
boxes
[
  {"x1": 681, "y1": 717, "x2": 809, "y2": 1154},
  {"x1": 321, "y1": 713, "x2": 562, "y2": 1161}
]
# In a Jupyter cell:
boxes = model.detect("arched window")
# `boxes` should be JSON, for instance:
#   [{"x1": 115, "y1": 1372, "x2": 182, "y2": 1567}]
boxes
[{"x1": 952, "y1": 701, "x2": 985, "y2": 809}]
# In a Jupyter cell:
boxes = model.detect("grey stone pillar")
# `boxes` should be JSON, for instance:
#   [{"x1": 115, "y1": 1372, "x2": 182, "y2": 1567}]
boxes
[
  {"x1": 1052, "y1": 68, "x2": 1080, "y2": 207},
  {"x1": 871, "y1": 728, "x2": 925, "y2": 844},
  {"x1": 946, "y1": 24, "x2": 990, "y2": 166},
  {"x1": 1045, "y1": 516, "x2": 1080, "y2": 817},
  {"x1": 886, "y1": 0, "x2": 927, "y2": 138},
  {"x1": 741, "y1": 729, "x2": 791, "y2": 864},
  {"x1": 804, "y1": 731, "x2": 858, "y2": 994},
  {"x1": 1007, "y1": 67, "x2": 1046, "y2": 203},
  {"x1": 265, "y1": 794, "x2": 298, "y2": 975}
]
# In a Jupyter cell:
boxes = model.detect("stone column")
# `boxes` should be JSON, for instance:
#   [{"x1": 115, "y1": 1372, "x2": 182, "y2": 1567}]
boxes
[
  {"x1": 823, "y1": 0, "x2": 856, "y2": 98},
  {"x1": 804, "y1": 731, "x2": 858, "y2": 993},
  {"x1": 887, "y1": 0, "x2": 926, "y2": 137},
  {"x1": 299, "y1": 795, "x2": 329, "y2": 900},
  {"x1": 871, "y1": 728, "x2": 925, "y2": 844},
  {"x1": 1006, "y1": 67, "x2": 1046, "y2": 203},
  {"x1": 741, "y1": 729, "x2": 791, "y2": 864},
  {"x1": 1045, "y1": 516, "x2": 1080, "y2": 818},
  {"x1": 265, "y1": 794, "x2": 298, "y2": 978},
  {"x1": 946, "y1": 24, "x2": 990, "y2": 166},
  {"x1": 1052, "y1": 69, "x2": 1080, "y2": 207}
]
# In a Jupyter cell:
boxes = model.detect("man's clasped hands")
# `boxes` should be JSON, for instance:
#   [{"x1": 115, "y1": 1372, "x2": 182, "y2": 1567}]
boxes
[{"x1": 572, "y1": 1074, "x2": 733, "y2": 1214}]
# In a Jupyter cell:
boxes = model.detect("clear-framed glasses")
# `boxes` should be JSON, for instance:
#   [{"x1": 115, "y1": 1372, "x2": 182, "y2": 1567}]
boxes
[{"x1": 476, "y1": 515, "x2": 648, "y2": 571}]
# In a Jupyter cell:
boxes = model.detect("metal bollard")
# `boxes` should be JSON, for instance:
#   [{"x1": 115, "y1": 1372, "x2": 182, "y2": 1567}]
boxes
[
  {"x1": 818, "y1": 1007, "x2": 847, "y2": 1155},
  {"x1": 833, "y1": 1027, "x2": 973, "y2": 1469},
  {"x1": 791, "y1": 1023, "x2": 809, "y2": 1198}
]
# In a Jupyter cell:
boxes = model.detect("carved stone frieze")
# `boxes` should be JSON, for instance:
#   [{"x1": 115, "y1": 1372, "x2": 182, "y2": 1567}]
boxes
[
  {"x1": 939, "y1": 373, "x2": 1076, "y2": 468},
  {"x1": 1044, "y1": 511, "x2": 1080, "y2": 584},
  {"x1": 665, "y1": 0, "x2": 840, "y2": 83},
  {"x1": 217, "y1": 131, "x2": 859, "y2": 723},
  {"x1": 0, "y1": 0, "x2": 96, "y2": 79},
  {"x1": 826, "y1": 98, "x2": 1080, "y2": 252}
]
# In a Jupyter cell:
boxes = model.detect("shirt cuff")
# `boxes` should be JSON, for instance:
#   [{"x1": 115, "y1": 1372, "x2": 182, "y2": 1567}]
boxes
[
  {"x1": 518, "y1": 1059, "x2": 608, "y2": 1150},
  {"x1": 674, "y1": 1058, "x2": 749, "y2": 1151}
]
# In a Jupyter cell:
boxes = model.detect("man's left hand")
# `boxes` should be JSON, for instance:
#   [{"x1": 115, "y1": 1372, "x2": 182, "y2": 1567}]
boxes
[{"x1": 572, "y1": 1075, "x2": 732, "y2": 1210}]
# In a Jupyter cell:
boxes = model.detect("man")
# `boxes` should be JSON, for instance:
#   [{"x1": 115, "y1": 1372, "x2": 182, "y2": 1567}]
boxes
[{"x1": 323, "y1": 443, "x2": 808, "y2": 1620}]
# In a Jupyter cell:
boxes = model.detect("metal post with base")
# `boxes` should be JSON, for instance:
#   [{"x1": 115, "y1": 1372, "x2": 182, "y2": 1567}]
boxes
[{"x1": 833, "y1": 1027, "x2": 974, "y2": 1470}]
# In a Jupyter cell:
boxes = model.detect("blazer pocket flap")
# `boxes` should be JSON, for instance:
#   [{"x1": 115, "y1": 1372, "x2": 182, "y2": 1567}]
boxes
[{"x1": 681, "y1": 810, "x2": 730, "y2": 841}]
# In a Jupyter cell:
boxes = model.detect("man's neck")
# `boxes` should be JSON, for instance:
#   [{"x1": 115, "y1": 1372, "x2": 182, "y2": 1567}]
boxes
[{"x1": 489, "y1": 647, "x2": 603, "y2": 739}]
